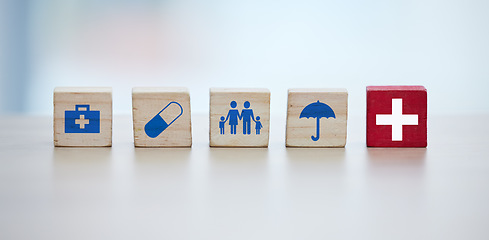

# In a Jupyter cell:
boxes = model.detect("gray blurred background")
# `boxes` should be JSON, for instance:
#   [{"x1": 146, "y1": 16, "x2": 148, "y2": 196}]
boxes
[{"x1": 1, "y1": 0, "x2": 488, "y2": 116}]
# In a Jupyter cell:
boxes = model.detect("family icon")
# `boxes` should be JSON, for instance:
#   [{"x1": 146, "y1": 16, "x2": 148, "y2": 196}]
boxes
[{"x1": 219, "y1": 101, "x2": 263, "y2": 135}]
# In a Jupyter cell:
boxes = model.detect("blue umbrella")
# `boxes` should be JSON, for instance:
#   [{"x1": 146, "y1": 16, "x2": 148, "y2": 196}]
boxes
[{"x1": 299, "y1": 100, "x2": 336, "y2": 141}]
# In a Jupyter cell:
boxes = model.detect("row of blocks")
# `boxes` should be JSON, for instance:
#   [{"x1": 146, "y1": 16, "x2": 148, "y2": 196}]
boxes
[{"x1": 54, "y1": 86, "x2": 427, "y2": 148}]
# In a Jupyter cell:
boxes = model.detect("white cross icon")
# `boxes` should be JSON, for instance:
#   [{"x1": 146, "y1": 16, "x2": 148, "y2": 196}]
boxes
[
  {"x1": 376, "y1": 98, "x2": 418, "y2": 141},
  {"x1": 75, "y1": 114, "x2": 90, "y2": 129}
]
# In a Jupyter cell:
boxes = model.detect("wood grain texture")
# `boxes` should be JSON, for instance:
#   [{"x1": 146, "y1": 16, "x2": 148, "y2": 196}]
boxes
[
  {"x1": 366, "y1": 85, "x2": 427, "y2": 147},
  {"x1": 209, "y1": 88, "x2": 270, "y2": 147},
  {"x1": 286, "y1": 88, "x2": 348, "y2": 147},
  {"x1": 132, "y1": 87, "x2": 191, "y2": 147},
  {"x1": 53, "y1": 87, "x2": 112, "y2": 147}
]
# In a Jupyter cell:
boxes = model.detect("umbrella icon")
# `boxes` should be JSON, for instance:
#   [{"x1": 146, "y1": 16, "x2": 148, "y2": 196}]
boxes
[{"x1": 299, "y1": 100, "x2": 336, "y2": 141}]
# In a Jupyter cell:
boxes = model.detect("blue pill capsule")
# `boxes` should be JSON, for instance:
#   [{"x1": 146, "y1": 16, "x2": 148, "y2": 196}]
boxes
[{"x1": 145, "y1": 102, "x2": 183, "y2": 138}]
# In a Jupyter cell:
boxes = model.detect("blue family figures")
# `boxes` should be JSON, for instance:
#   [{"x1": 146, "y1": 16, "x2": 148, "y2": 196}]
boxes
[{"x1": 219, "y1": 100, "x2": 263, "y2": 136}]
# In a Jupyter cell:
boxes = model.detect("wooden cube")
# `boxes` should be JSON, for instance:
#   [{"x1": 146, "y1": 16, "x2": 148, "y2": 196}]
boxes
[
  {"x1": 209, "y1": 88, "x2": 270, "y2": 147},
  {"x1": 286, "y1": 88, "x2": 348, "y2": 147},
  {"x1": 366, "y1": 86, "x2": 427, "y2": 147},
  {"x1": 132, "y1": 87, "x2": 192, "y2": 147},
  {"x1": 53, "y1": 87, "x2": 112, "y2": 147}
]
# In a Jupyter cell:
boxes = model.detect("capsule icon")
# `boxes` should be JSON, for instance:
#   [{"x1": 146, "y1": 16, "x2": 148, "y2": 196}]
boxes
[{"x1": 144, "y1": 101, "x2": 183, "y2": 138}]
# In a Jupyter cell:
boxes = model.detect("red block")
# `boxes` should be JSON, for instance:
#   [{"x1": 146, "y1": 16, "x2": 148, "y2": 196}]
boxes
[{"x1": 367, "y1": 86, "x2": 427, "y2": 147}]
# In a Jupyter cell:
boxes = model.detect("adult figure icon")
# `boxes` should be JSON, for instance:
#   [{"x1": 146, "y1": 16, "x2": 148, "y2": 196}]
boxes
[
  {"x1": 224, "y1": 101, "x2": 240, "y2": 134},
  {"x1": 241, "y1": 101, "x2": 256, "y2": 135}
]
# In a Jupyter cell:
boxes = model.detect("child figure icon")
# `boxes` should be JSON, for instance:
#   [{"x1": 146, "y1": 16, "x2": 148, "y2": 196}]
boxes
[
  {"x1": 255, "y1": 116, "x2": 262, "y2": 135},
  {"x1": 219, "y1": 116, "x2": 226, "y2": 134},
  {"x1": 220, "y1": 101, "x2": 262, "y2": 135}
]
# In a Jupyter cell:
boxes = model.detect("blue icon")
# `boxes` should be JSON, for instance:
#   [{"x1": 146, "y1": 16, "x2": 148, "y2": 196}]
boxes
[
  {"x1": 300, "y1": 100, "x2": 335, "y2": 141},
  {"x1": 65, "y1": 105, "x2": 100, "y2": 133},
  {"x1": 255, "y1": 116, "x2": 262, "y2": 134},
  {"x1": 145, "y1": 101, "x2": 183, "y2": 138},
  {"x1": 220, "y1": 100, "x2": 261, "y2": 135},
  {"x1": 219, "y1": 116, "x2": 226, "y2": 134}
]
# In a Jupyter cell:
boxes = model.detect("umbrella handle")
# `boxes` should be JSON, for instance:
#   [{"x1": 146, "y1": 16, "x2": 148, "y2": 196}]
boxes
[{"x1": 311, "y1": 117, "x2": 320, "y2": 141}]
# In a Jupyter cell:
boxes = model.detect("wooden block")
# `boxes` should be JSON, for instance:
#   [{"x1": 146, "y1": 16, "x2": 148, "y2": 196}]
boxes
[
  {"x1": 132, "y1": 87, "x2": 192, "y2": 147},
  {"x1": 286, "y1": 88, "x2": 348, "y2": 147},
  {"x1": 53, "y1": 87, "x2": 112, "y2": 147},
  {"x1": 366, "y1": 86, "x2": 427, "y2": 147},
  {"x1": 209, "y1": 88, "x2": 270, "y2": 147}
]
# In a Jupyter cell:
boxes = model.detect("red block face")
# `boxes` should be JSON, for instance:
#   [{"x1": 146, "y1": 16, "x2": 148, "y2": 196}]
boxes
[{"x1": 366, "y1": 86, "x2": 427, "y2": 147}]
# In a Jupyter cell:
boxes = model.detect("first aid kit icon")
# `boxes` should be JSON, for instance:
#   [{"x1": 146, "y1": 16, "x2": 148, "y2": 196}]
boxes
[
  {"x1": 145, "y1": 102, "x2": 183, "y2": 138},
  {"x1": 65, "y1": 105, "x2": 100, "y2": 133}
]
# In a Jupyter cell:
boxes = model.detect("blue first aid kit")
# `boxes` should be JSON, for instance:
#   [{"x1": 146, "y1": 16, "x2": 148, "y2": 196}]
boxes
[{"x1": 65, "y1": 105, "x2": 100, "y2": 133}]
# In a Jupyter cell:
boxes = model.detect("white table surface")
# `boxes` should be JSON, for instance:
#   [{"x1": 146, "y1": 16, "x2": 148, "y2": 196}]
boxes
[{"x1": 0, "y1": 114, "x2": 488, "y2": 240}]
